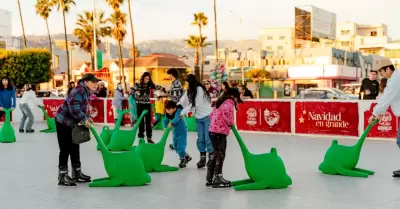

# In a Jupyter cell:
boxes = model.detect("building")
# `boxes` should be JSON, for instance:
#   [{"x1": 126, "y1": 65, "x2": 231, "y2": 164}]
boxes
[
  {"x1": 259, "y1": 27, "x2": 295, "y2": 52},
  {"x1": 0, "y1": 9, "x2": 21, "y2": 50}
]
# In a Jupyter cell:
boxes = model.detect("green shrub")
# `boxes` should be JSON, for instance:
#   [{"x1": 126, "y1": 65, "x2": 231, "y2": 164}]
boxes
[{"x1": 0, "y1": 48, "x2": 52, "y2": 87}]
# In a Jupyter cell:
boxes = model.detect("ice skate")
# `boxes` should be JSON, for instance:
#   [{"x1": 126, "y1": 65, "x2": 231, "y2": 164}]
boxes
[
  {"x1": 71, "y1": 167, "x2": 91, "y2": 183},
  {"x1": 58, "y1": 168, "x2": 76, "y2": 186},
  {"x1": 197, "y1": 152, "x2": 206, "y2": 169},
  {"x1": 212, "y1": 174, "x2": 232, "y2": 188}
]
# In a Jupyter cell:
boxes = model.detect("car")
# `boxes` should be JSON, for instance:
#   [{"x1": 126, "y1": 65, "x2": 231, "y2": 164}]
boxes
[{"x1": 294, "y1": 88, "x2": 358, "y2": 100}]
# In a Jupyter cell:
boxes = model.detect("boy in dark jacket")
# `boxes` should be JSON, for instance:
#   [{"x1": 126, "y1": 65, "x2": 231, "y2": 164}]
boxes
[{"x1": 163, "y1": 101, "x2": 192, "y2": 168}]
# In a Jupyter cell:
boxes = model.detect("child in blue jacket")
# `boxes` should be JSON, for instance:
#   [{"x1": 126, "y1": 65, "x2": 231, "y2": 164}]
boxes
[{"x1": 163, "y1": 100, "x2": 192, "y2": 168}]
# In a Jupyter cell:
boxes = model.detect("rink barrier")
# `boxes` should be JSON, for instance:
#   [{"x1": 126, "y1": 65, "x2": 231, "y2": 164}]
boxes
[{"x1": 9, "y1": 98, "x2": 398, "y2": 141}]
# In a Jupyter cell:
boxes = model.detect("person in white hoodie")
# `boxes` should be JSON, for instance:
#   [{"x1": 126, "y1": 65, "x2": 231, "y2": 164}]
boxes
[
  {"x1": 368, "y1": 59, "x2": 400, "y2": 177},
  {"x1": 19, "y1": 84, "x2": 42, "y2": 133},
  {"x1": 179, "y1": 74, "x2": 214, "y2": 169}
]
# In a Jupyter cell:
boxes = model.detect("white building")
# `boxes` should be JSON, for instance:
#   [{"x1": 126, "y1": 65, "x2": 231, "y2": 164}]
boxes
[
  {"x1": 258, "y1": 27, "x2": 294, "y2": 52},
  {"x1": 0, "y1": 9, "x2": 21, "y2": 50}
]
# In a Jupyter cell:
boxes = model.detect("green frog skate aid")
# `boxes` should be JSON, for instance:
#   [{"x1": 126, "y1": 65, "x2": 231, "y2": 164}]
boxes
[
  {"x1": 96, "y1": 109, "x2": 130, "y2": 150},
  {"x1": 0, "y1": 109, "x2": 16, "y2": 143},
  {"x1": 135, "y1": 125, "x2": 179, "y2": 172},
  {"x1": 106, "y1": 109, "x2": 147, "y2": 151},
  {"x1": 231, "y1": 126, "x2": 292, "y2": 191},
  {"x1": 318, "y1": 120, "x2": 379, "y2": 178},
  {"x1": 38, "y1": 105, "x2": 56, "y2": 133},
  {"x1": 89, "y1": 126, "x2": 151, "y2": 187}
]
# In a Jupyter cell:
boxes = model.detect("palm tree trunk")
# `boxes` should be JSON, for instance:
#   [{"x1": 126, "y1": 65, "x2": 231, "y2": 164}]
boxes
[
  {"x1": 194, "y1": 48, "x2": 200, "y2": 79},
  {"x1": 127, "y1": 0, "x2": 136, "y2": 86},
  {"x1": 17, "y1": 0, "x2": 27, "y2": 48},
  {"x1": 199, "y1": 26, "x2": 205, "y2": 81},
  {"x1": 213, "y1": 0, "x2": 218, "y2": 62},
  {"x1": 61, "y1": 8, "x2": 71, "y2": 83},
  {"x1": 45, "y1": 19, "x2": 55, "y2": 88},
  {"x1": 118, "y1": 41, "x2": 127, "y2": 91}
]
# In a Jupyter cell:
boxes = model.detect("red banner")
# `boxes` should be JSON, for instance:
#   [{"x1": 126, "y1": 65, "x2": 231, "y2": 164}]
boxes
[
  {"x1": 363, "y1": 103, "x2": 398, "y2": 138},
  {"x1": 295, "y1": 102, "x2": 359, "y2": 136},
  {"x1": 89, "y1": 99, "x2": 105, "y2": 123},
  {"x1": 106, "y1": 100, "x2": 131, "y2": 124},
  {"x1": 236, "y1": 101, "x2": 291, "y2": 133},
  {"x1": 43, "y1": 99, "x2": 64, "y2": 119}
]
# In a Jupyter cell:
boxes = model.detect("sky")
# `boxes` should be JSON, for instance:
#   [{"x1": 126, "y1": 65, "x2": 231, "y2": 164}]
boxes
[{"x1": 1, "y1": 0, "x2": 399, "y2": 43}]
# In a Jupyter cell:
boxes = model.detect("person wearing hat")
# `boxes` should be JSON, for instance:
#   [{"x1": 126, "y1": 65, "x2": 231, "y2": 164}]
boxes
[
  {"x1": 368, "y1": 59, "x2": 400, "y2": 177},
  {"x1": 359, "y1": 70, "x2": 379, "y2": 100},
  {"x1": 55, "y1": 73, "x2": 101, "y2": 186},
  {"x1": 206, "y1": 88, "x2": 243, "y2": 188}
]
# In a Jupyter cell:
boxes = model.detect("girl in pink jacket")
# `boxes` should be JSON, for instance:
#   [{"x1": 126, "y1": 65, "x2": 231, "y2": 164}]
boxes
[{"x1": 207, "y1": 88, "x2": 243, "y2": 188}]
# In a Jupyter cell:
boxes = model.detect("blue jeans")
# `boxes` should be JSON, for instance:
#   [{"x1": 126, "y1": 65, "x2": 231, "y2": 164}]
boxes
[
  {"x1": 196, "y1": 116, "x2": 213, "y2": 153},
  {"x1": 173, "y1": 132, "x2": 187, "y2": 159},
  {"x1": 397, "y1": 128, "x2": 400, "y2": 149}
]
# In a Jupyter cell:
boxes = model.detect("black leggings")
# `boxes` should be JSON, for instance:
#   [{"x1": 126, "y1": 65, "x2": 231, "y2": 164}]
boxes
[
  {"x1": 137, "y1": 103, "x2": 152, "y2": 139},
  {"x1": 208, "y1": 132, "x2": 227, "y2": 176},
  {"x1": 56, "y1": 121, "x2": 81, "y2": 169}
]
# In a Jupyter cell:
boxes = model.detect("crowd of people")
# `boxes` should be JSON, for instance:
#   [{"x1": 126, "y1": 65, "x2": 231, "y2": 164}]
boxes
[{"x1": 54, "y1": 68, "x2": 245, "y2": 188}]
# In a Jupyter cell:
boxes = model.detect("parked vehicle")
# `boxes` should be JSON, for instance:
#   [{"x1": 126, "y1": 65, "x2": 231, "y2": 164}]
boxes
[{"x1": 294, "y1": 88, "x2": 358, "y2": 100}]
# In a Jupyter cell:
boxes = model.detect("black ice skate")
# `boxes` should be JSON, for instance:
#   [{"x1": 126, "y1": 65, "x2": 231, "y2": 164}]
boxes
[
  {"x1": 58, "y1": 168, "x2": 77, "y2": 186},
  {"x1": 212, "y1": 174, "x2": 232, "y2": 188},
  {"x1": 169, "y1": 144, "x2": 174, "y2": 150},
  {"x1": 206, "y1": 169, "x2": 214, "y2": 187},
  {"x1": 71, "y1": 167, "x2": 91, "y2": 183},
  {"x1": 179, "y1": 155, "x2": 192, "y2": 168},
  {"x1": 393, "y1": 170, "x2": 400, "y2": 177},
  {"x1": 147, "y1": 138, "x2": 155, "y2": 144},
  {"x1": 197, "y1": 152, "x2": 206, "y2": 169}
]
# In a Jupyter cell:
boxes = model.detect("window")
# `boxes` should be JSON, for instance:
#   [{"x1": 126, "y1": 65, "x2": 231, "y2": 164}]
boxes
[
  {"x1": 341, "y1": 41, "x2": 350, "y2": 47},
  {"x1": 341, "y1": 30, "x2": 350, "y2": 35},
  {"x1": 267, "y1": 36, "x2": 273, "y2": 40},
  {"x1": 371, "y1": 31, "x2": 377, "y2": 36},
  {"x1": 55, "y1": 55, "x2": 60, "y2": 69},
  {"x1": 266, "y1": 46, "x2": 272, "y2": 50},
  {"x1": 279, "y1": 36, "x2": 286, "y2": 40},
  {"x1": 277, "y1": 45, "x2": 283, "y2": 50}
]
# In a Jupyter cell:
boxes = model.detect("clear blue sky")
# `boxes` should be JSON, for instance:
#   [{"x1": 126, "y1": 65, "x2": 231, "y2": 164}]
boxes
[{"x1": 2, "y1": 0, "x2": 399, "y2": 43}]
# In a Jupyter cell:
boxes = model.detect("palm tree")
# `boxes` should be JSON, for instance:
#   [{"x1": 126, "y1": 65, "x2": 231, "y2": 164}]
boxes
[
  {"x1": 35, "y1": 0, "x2": 54, "y2": 87},
  {"x1": 129, "y1": 45, "x2": 140, "y2": 58},
  {"x1": 105, "y1": 0, "x2": 123, "y2": 10},
  {"x1": 110, "y1": 9, "x2": 128, "y2": 91},
  {"x1": 53, "y1": 0, "x2": 75, "y2": 83},
  {"x1": 35, "y1": 0, "x2": 53, "y2": 54},
  {"x1": 17, "y1": 0, "x2": 27, "y2": 48},
  {"x1": 184, "y1": 35, "x2": 211, "y2": 79},
  {"x1": 73, "y1": 11, "x2": 111, "y2": 70},
  {"x1": 126, "y1": 0, "x2": 137, "y2": 84},
  {"x1": 213, "y1": 0, "x2": 219, "y2": 62},
  {"x1": 192, "y1": 12, "x2": 208, "y2": 81}
]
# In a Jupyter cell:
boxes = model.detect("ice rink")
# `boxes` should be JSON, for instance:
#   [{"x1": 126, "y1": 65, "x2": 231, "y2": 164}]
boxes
[{"x1": 1, "y1": 123, "x2": 400, "y2": 209}]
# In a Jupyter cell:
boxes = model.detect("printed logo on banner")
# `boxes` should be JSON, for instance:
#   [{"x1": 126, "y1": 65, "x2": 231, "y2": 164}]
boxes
[
  {"x1": 246, "y1": 108, "x2": 258, "y2": 126},
  {"x1": 89, "y1": 105, "x2": 98, "y2": 118},
  {"x1": 264, "y1": 108, "x2": 280, "y2": 127},
  {"x1": 378, "y1": 112, "x2": 392, "y2": 131}
]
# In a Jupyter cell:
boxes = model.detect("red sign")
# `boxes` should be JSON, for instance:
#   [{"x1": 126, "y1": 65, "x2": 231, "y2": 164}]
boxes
[
  {"x1": 89, "y1": 99, "x2": 105, "y2": 123},
  {"x1": 106, "y1": 100, "x2": 131, "y2": 124},
  {"x1": 0, "y1": 112, "x2": 12, "y2": 122},
  {"x1": 295, "y1": 102, "x2": 359, "y2": 136},
  {"x1": 236, "y1": 101, "x2": 291, "y2": 133},
  {"x1": 43, "y1": 99, "x2": 64, "y2": 119},
  {"x1": 363, "y1": 103, "x2": 398, "y2": 138}
]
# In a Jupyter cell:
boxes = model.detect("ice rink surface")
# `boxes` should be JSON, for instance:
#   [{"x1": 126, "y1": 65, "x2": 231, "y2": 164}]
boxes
[{"x1": 1, "y1": 123, "x2": 400, "y2": 209}]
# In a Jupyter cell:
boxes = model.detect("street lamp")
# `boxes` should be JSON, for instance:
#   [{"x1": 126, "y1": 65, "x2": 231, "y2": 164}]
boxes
[{"x1": 229, "y1": 10, "x2": 245, "y2": 84}]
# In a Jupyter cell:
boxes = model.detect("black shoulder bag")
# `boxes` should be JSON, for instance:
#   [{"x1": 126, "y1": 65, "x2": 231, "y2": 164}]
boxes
[{"x1": 64, "y1": 98, "x2": 91, "y2": 145}]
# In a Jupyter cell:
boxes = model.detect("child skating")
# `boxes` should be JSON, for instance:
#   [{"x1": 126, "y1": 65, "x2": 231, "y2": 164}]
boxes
[
  {"x1": 163, "y1": 101, "x2": 192, "y2": 168},
  {"x1": 207, "y1": 88, "x2": 243, "y2": 188}
]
